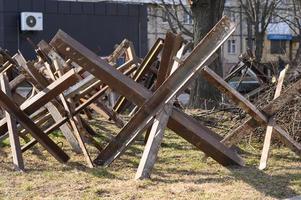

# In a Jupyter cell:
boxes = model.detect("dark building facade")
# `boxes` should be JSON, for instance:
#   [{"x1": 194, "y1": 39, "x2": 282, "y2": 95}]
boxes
[{"x1": 0, "y1": 0, "x2": 147, "y2": 59}]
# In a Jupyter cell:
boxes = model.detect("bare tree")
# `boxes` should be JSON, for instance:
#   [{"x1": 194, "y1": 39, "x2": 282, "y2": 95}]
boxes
[
  {"x1": 278, "y1": 0, "x2": 301, "y2": 65},
  {"x1": 240, "y1": 0, "x2": 281, "y2": 62},
  {"x1": 151, "y1": 0, "x2": 193, "y2": 40},
  {"x1": 154, "y1": 0, "x2": 226, "y2": 108}
]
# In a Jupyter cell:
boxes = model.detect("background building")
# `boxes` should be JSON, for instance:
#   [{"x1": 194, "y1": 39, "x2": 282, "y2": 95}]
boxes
[{"x1": 0, "y1": 0, "x2": 148, "y2": 59}]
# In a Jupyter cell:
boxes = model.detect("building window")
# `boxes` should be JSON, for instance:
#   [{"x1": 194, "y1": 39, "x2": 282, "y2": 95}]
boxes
[
  {"x1": 227, "y1": 39, "x2": 236, "y2": 54},
  {"x1": 270, "y1": 40, "x2": 286, "y2": 54},
  {"x1": 183, "y1": 11, "x2": 192, "y2": 24},
  {"x1": 229, "y1": 11, "x2": 236, "y2": 22},
  {"x1": 162, "y1": 11, "x2": 168, "y2": 22}
]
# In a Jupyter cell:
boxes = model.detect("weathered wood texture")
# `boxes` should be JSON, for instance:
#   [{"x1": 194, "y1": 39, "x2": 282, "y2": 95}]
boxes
[
  {"x1": 49, "y1": 17, "x2": 244, "y2": 167},
  {"x1": 201, "y1": 66, "x2": 301, "y2": 156},
  {"x1": 135, "y1": 44, "x2": 184, "y2": 179},
  {"x1": 14, "y1": 53, "x2": 82, "y2": 153},
  {"x1": 0, "y1": 89, "x2": 69, "y2": 163},
  {"x1": 0, "y1": 73, "x2": 24, "y2": 171},
  {"x1": 113, "y1": 38, "x2": 164, "y2": 113},
  {"x1": 259, "y1": 65, "x2": 288, "y2": 170}
]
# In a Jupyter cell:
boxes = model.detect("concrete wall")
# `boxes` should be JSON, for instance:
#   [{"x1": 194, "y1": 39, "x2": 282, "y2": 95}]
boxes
[{"x1": 0, "y1": 0, "x2": 147, "y2": 59}]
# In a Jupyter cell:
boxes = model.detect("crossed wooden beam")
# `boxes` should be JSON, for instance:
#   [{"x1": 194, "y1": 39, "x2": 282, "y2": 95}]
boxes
[
  {"x1": 48, "y1": 16, "x2": 244, "y2": 179},
  {"x1": 200, "y1": 66, "x2": 301, "y2": 169},
  {"x1": 2, "y1": 15, "x2": 297, "y2": 176},
  {"x1": 0, "y1": 38, "x2": 141, "y2": 169}
]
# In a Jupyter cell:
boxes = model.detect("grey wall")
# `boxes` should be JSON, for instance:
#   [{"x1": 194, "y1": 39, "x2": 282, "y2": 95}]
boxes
[{"x1": 0, "y1": 0, "x2": 147, "y2": 59}]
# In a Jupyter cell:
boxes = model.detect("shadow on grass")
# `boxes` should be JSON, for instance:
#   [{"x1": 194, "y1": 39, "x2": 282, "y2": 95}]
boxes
[
  {"x1": 227, "y1": 165, "x2": 300, "y2": 199},
  {"x1": 66, "y1": 161, "x2": 117, "y2": 179}
]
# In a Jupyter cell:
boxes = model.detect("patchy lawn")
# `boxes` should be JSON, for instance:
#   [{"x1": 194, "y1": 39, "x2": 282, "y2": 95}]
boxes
[{"x1": 0, "y1": 114, "x2": 300, "y2": 200}]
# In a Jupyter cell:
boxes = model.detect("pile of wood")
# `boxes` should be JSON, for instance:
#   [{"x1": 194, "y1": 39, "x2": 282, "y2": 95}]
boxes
[
  {"x1": 0, "y1": 16, "x2": 299, "y2": 179},
  {"x1": 0, "y1": 17, "x2": 246, "y2": 177},
  {"x1": 250, "y1": 75, "x2": 301, "y2": 143}
]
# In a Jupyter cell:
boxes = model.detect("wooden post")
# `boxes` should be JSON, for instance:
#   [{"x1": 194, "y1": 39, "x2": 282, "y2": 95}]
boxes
[
  {"x1": 201, "y1": 66, "x2": 301, "y2": 156},
  {"x1": 0, "y1": 73, "x2": 24, "y2": 171},
  {"x1": 135, "y1": 45, "x2": 184, "y2": 179},
  {"x1": 14, "y1": 53, "x2": 82, "y2": 153},
  {"x1": 49, "y1": 59, "x2": 94, "y2": 168},
  {"x1": 94, "y1": 17, "x2": 237, "y2": 167},
  {"x1": 0, "y1": 89, "x2": 69, "y2": 163},
  {"x1": 259, "y1": 65, "x2": 288, "y2": 170},
  {"x1": 50, "y1": 20, "x2": 245, "y2": 167}
]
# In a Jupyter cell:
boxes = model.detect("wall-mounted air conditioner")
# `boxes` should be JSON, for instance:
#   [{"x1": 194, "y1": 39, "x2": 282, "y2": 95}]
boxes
[{"x1": 20, "y1": 12, "x2": 43, "y2": 31}]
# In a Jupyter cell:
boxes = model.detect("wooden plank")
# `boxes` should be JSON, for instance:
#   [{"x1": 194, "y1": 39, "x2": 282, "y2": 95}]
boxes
[
  {"x1": 135, "y1": 103, "x2": 173, "y2": 179},
  {"x1": 135, "y1": 45, "x2": 184, "y2": 179},
  {"x1": 19, "y1": 69, "x2": 79, "y2": 113},
  {"x1": 50, "y1": 58, "x2": 94, "y2": 168},
  {"x1": 14, "y1": 53, "x2": 82, "y2": 153},
  {"x1": 201, "y1": 66, "x2": 301, "y2": 156},
  {"x1": 20, "y1": 85, "x2": 111, "y2": 152},
  {"x1": 144, "y1": 32, "x2": 183, "y2": 142},
  {"x1": 0, "y1": 73, "x2": 24, "y2": 171},
  {"x1": 93, "y1": 17, "x2": 237, "y2": 166},
  {"x1": 50, "y1": 20, "x2": 244, "y2": 167},
  {"x1": 223, "y1": 77, "x2": 301, "y2": 147},
  {"x1": 156, "y1": 32, "x2": 183, "y2": 88},
  {"x1": 259, "y1": 65, "x2": 288, "y2": 170},
  {"x1": 0, "y1": 69, "x2": 79, "y2": 135},
  {"x1": 0, "y1": 89, "x2": 69, "y2": 163},
  {"x1": 113, "y1": 38, "x2": 164, "y2": 113},
  {"x1": 9, "y1": 74, "x2": 27, "y2": 91}
]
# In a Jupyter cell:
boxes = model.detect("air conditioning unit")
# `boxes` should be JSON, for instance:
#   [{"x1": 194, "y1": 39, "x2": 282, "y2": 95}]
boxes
[{"x1": 20, "y1": 12, "x2": 43, "y2": 31}]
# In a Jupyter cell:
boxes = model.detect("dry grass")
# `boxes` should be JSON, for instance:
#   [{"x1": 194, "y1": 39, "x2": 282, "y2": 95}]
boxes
[{"x1": 0, "y1": 114, "x2": 300, "y2": 200}]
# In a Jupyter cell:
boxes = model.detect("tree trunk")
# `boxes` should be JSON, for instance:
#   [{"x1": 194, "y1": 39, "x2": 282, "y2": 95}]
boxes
[
  {"x1": 189, "y1": 0, "x2": 225, "y2": 108},
  {"x1": 247, "y1": 18, "x2": 253, "y2": 51},
  {"x1": 254, "y1": 24, "x2": 265, "y2": 62}
]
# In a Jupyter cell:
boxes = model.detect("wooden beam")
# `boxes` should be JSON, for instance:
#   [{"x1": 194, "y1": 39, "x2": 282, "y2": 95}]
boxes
[
  {"x1": 0, "y1": 69, "x2": 79, "y2": 135},
  {"x1": 113, "y1": 38, "x2": 164, "y2": 113},
  {"x1": 14, "y1": 53, "x2": 82, "y2": 153},
  {"x1": 135, "y1": 45, "x2": 184, "y2": 179},
  {"x1": 0, "y1": 89, "x2": 69, "y2": 163},
  {"x1": 145, "y1": 32, "x2": 183, "y2": 143},
  {"x1": 50, "y1": 58, "x2": 94, "y2": 168},
  {"x1": 0, "y1": 73, "x2": 24, "y2": 171},
  {"x1": 259, "y1": 65, "x2": 288, "y2": 170},
  {"x1": 50, "y1": 19, "x2": 244, "y2": 167},
  {"x1": 92, "y1": 17, "x2": 239, "y2": 166},
  {"x1": 201, "y1": 66, "x2": 301, "y2": 156}
]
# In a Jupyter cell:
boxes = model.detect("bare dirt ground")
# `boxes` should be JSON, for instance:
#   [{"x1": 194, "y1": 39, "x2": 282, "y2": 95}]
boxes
[{"x1": 0, "y1": 114, "x2": 300, "y2": 200}]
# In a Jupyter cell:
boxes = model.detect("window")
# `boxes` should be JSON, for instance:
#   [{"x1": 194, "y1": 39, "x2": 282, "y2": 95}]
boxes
[
  {"x1": 162, "y1": 11, "x2": 168, "y2": 22},
  {"x1": 229, "y1": 12, "x2": 236, "y2": 22},
  {"x1": 270, "y1": 40, "x2": 286, "y2": 54},
  {"x1": 227, "y1": 39, "x2": 236, "y2": 54},
  {"x1": 183, "y1": 12, "x2": 193, "y2": 24}
]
